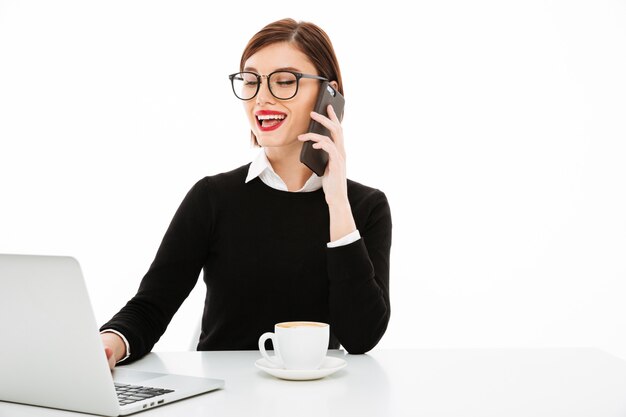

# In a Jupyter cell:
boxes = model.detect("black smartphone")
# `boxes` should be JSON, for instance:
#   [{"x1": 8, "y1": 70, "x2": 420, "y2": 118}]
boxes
[{"x1": 299, "y1": 82, "x2": 345, "y2": 176}]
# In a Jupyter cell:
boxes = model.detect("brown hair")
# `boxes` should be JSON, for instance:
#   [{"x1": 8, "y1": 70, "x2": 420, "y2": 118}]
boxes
[{"x1": 240, "y1": 18, "x2": 343, "y2": 146}]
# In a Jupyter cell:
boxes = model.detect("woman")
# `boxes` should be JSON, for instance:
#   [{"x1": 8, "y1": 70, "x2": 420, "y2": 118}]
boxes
[{"x1": 101, "y1": 18, "x2": 392, "y2": 369}]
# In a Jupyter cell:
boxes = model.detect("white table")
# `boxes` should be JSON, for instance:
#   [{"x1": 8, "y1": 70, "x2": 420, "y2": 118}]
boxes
[{"x1": 2, "y1": 348, "x2": 626, "y2": 416}]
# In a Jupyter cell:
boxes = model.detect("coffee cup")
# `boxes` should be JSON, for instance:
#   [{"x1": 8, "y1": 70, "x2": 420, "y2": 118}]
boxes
[{"x1": 258, "y1": 321, "x2": 329, "y2": 370}]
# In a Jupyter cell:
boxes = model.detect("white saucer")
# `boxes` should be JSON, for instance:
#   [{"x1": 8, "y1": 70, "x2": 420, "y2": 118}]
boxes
[{"x1": 255, "y1": 356, "x2": 347, "y2": 381}]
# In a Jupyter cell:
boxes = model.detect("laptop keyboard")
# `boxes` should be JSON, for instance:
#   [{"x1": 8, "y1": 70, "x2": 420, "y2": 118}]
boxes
[{"x1": 114, "y1": 382, "x2": 174, "y2": 406}]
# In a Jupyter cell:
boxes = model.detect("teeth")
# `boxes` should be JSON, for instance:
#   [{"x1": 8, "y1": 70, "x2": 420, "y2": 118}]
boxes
[{"x1": 257, "y1": 114, "x2": 286, "y2": 120}]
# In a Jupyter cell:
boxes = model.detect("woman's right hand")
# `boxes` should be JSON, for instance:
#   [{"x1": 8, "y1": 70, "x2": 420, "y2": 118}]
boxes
[{"x1": 101, "y1": 332, "x2": 126, "y2": 370}]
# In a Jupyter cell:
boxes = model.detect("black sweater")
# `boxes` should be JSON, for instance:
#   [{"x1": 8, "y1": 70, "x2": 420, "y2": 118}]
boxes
[{"x1": 101, "y1": 164, "x2": 392, "y2": 362}]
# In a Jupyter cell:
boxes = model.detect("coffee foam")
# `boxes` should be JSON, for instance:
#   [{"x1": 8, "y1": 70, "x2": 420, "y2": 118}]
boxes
[{"x1": 277, "y1": 321, "x2": 328, "y2": 329}]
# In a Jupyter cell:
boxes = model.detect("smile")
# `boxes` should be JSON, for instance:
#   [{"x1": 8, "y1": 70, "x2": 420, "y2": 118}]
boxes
[{"x1": 255, "y1": 110, "x2": 287, "y2": 132}]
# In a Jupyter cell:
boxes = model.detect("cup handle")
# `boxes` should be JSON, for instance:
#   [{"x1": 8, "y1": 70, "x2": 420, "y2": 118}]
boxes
[{"x1": 258, "y1": 332, "x2": 283, "y2": 367}]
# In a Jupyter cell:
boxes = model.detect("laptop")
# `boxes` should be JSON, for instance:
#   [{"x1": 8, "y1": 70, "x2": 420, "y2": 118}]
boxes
[{"x1": 0, "y1": 254, "x2": 224, "y2": 416}]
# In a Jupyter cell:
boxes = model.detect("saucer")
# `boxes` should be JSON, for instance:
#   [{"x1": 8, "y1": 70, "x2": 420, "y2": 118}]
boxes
[{"x1": 255, "y1": 356, "x2": 347, "y2": 381}]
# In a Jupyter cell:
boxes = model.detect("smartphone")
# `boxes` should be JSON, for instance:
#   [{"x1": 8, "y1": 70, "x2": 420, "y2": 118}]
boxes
[{"x1": 299, "y1": 82, "x2": 345, "y2": 176}]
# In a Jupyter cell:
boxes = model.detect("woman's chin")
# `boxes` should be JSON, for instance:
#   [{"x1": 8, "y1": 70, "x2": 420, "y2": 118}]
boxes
[{"x1": 256, "y1": 135, "x2": 293, "y2": 148}]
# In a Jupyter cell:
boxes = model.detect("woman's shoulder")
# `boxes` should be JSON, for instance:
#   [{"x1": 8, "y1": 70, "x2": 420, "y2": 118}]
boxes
[
  {"x1": 346, "y1": 178, "x2": 390, "y2": 210},
  {"x1": 196, "y1": 163, "x2": 251, "y2": 189},
  {"x1": 347, "y1": 178, "x2": 387, "y2": 200},
  {"x1": 181, "y1": 164, "x2": 250, "y2": 204}
]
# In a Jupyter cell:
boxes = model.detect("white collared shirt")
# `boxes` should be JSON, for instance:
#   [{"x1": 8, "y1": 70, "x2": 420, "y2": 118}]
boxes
[
  {"x1": 245, "y1": 150, "x2": 361, "y2": 248},
  {"x1": 245, "y1": 150, "x2": 323, "y2": 192}
]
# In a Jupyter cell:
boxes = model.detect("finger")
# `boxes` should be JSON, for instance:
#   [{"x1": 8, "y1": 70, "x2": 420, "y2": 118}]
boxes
[
  {"x1": 300, "y1": 134, "x2": 339, "y2": 157},
  {"x1": 311, "y1": 139, "x2": 343, "y2": 163},
  {"x1": 104, "y1": 346, "x2": 116, "y2": 370},
  {"x1": 314, "y1": 108, "x2": 345, "y2": 155},
  {"x1": 325, "y1": 105, "x2": 346, "y2": 150},
  {"x1": 309, "y1": 111, "x2": 342, "y2": 137},
  {"x1": 327, "y1": 104, "x2": 340, "y2": 123},
  {"x1": 303, "y1": 132, "x2": 342, "y2": 157},
  {"x1": 298, "y1": 132, "x2": 335, "y2": 143}
]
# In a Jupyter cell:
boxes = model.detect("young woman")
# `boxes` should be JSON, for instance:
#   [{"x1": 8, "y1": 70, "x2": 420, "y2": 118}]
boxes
[{"x1": 101, "y1": 18, "x2": 392, "y2": 369}]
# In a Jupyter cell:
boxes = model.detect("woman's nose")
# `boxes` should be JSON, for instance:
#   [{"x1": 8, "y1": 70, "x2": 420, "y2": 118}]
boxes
[{"x1": 256, "y1": 78, "x2": 275, "y2": 105}]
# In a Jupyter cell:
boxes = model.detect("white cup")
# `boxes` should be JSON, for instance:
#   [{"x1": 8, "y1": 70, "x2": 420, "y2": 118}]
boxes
[{"x1": 258, "y1": 321, "x2": 330, "y2": 370}]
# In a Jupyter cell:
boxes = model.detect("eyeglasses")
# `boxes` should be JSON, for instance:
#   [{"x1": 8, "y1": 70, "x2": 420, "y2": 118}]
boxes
[{"x1": 228, "y1": 70, "x2": 328, "y2": 101}]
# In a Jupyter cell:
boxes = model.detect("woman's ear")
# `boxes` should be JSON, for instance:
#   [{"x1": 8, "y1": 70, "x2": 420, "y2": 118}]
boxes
[{"x1": 330, "y1": 80, "x2": 339, "y2": 91}]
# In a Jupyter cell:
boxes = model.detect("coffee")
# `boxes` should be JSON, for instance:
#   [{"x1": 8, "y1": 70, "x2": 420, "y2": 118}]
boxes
[
  {"x1": 258, "y1": 321, "x2": 329, "y2": 370},
  {"x1": 276, "y1": 321, "x2": 327, "y2": 329}
]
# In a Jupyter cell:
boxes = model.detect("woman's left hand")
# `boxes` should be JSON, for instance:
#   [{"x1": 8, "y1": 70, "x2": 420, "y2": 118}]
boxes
[
  {"x1": 298, "y1": 104, "x2": 357, "y2": 242},
  {"x1": 297, "y1": 104, "x2": 348, "y2": 207}
]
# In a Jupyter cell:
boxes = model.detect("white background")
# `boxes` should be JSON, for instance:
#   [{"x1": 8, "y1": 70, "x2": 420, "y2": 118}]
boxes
[{"x1": 1, "y1": 0, "x2": 625, "y2": 358}]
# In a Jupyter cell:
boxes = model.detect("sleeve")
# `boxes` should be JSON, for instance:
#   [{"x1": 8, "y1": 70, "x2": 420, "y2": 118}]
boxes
[
  {"x1": 99, "y1": 178, "x2": 212, "y2": 363},
  {"x1": 327, "y1": 229, "x2": 361, "y2": 248},
  {"x1": 326, "y1": 190, "x2": 392, "y2": 354}
]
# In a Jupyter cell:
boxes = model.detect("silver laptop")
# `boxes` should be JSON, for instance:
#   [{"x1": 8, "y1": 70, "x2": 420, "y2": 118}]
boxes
[{"x1": 0, "y1": 254, "x2": 224, "y2": 416}]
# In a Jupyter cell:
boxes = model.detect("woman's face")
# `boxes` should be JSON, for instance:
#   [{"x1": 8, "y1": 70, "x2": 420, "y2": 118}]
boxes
[{"x1": 242, "y1": 42, "x2": 321, "y2": 149}]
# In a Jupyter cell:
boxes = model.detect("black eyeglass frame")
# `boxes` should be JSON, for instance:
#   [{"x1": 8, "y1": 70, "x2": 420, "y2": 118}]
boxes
[{"x1": 228, "y1": 70, "x2": 329, "y2": 101}]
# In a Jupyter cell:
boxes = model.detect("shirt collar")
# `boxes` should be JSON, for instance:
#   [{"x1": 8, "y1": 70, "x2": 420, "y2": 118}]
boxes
[
  {"x1": 245, "y1": 150, "x2": 270, "y2": 184},
  {"x1": 245, "y1": 149, "x2": 322, "y2": 193}
]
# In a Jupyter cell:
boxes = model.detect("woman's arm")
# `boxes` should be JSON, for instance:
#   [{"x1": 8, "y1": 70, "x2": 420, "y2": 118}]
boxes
[
  {"x1": 298, "y1": 105, "x2": 392, "y2": 353},
  {"x1": 326, "y1": 191, "x2": 391, "y2": 353},
  {"x1": 99, "y1": 178, "x2": 212, "y2": 363}
]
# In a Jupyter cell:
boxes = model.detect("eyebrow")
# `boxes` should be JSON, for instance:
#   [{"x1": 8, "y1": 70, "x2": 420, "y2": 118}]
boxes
[{"x1": 242, "y1": 66, "x2": 302, "y2": 73}]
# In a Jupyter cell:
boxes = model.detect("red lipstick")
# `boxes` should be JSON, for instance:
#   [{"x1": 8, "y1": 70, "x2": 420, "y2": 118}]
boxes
[{"x1": 255, "y1": 110, "x2": 287, "y2": 132}]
